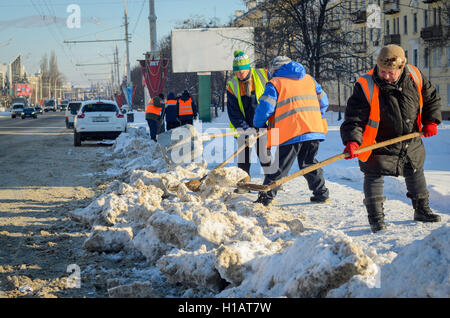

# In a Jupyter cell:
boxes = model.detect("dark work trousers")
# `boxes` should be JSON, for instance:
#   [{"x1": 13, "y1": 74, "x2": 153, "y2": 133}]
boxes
[
  {"x1": 363, "y1": 160, "x2": 428, "y2": 201},
  {"x1": 237, "y1": 134, "x2": 272, "y2": 177},
  {"x1": 263, "y1": 140, "x2": 329, "y2": 200},
  {"x1": 180, "y1": 118, "x2": 193, "y2": 126},
  {"x1": 147, "y1": 119, "x2": 159, "y2": 141},
  {"x1": 166, "y1": 121, "x2": 180, "y2": 131}
]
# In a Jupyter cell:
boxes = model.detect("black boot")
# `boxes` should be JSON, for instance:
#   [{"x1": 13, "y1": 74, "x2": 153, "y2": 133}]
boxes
[
  {"x1": 254, "y1": 191, "x2": 273, "y2": 206},
  {"x1": 408, "y1": 192, "x2": 441, "y2": 223},
  {"x1": 363, "y1": 196, "x2": 387, "y2": 233}
]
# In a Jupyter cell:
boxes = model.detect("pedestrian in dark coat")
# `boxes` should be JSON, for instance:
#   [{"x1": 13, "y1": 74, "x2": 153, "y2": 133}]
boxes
[
  {"x1": 165, "y1": 92, "x2": 180, "y2": 130},
  {"x1": 340, "y1": 44, "x2": 442, "y2": 233}
]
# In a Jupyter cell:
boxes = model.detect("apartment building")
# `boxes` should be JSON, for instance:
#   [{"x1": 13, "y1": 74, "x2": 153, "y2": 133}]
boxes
[{"x1": 232, "y1": 0, "x2": 450, "y2": 119}]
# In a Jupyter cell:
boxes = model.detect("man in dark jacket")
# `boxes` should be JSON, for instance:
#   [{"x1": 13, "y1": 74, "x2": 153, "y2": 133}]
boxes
[
  {"x1": 165, "y1": 92, "x2": 180, "y2": 130},
  {"x1": 341, "y1": 44, "x2": 442, "y2": 233},
  {"x1": 178, "y1": 90, "x2": 197, "y2": 126}
]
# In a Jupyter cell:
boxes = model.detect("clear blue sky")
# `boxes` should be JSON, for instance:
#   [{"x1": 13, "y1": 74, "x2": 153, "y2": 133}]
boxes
[{"x1": 0, "y1": 0, "x2": 245, "y2": 86}]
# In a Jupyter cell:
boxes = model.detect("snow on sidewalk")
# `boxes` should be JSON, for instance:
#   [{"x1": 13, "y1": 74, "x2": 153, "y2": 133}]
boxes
[{"x1": 68, "y1": 111, "x2": 449, "y2": 298}]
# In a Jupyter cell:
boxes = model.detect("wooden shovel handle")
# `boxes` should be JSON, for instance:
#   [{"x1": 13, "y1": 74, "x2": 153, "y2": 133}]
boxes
[
  {"x1": 241, "y1": 132, "x2": 423, "y2": 192},
  {"x1": 215, "y1": 131, "x2": 267, "y2": 170}
]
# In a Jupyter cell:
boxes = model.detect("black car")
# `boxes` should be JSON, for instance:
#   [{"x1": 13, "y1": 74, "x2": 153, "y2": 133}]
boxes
[{"x1": 21, "y1": 107, "x2": 38, "y2": 119}]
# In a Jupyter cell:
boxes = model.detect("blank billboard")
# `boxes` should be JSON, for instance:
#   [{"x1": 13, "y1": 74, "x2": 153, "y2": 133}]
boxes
[{"x1": 171, "y1": 27, "x2": 255, "y2": 73}]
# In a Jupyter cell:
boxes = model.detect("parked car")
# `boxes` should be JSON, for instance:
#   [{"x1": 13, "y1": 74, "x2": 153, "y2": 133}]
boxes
[
  {"x1": 73, "y1": 100, "x2": 126, "y2": 146},
  {"x1": 65, "y1": 101, "x2": 82, "y2": 128},
  {"x1": 34, "y1": 106, "x2": 43, "y2": 115},
  {"x1": 11, "y1": 103, "x2": 25, "y2": 118},
  {"x1": 21, "y1": 107, "x2": 38, "y2": 119}
]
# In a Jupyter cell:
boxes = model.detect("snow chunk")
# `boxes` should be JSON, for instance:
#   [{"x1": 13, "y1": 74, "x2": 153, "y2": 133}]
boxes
[
  {"x1": 82, "y1": 226, "x2": 134, "y2": 253},
  {"x1": 217, "y1": 229, "x2": 373, "y2": 297},
  {"x1": 157, "y1": 245, "x2": 225, "y2": 292},
  {"x1": 148, "y1": 211, "x2": 198, "y2": 248},
  {"x1": 132, "y1": 226, "x2": 173, "y2": 265},
  {"x1": 205, "y1": 167, "x2": 249, "y2": 188}
]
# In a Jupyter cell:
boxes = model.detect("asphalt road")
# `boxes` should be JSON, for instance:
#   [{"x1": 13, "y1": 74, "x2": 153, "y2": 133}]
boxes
[{"x1": 0, "y1": 111, "x2": 71, "y2": 164}]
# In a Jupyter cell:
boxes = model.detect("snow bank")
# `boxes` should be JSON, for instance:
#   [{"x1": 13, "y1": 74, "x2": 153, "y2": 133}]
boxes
[
  {"x1": 328, "y1": 223, "x2": 450, "y2": 298},
  {"x1": 69, "y1": 115, "x2": 450, "y2": 298}
]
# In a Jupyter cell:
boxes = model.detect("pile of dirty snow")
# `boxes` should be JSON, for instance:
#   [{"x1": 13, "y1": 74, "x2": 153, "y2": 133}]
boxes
[{"x1": 69, "y1": 124, "x2": 449, "y2": 298}]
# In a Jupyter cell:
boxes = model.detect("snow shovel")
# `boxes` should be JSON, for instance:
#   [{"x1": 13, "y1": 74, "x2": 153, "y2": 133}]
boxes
[
  {"x1": 185, "y1": 130, "x2": 267, "y2": 192},
  {"x1": 236, "y1": 132, "x2": 423, "y2": 192}
]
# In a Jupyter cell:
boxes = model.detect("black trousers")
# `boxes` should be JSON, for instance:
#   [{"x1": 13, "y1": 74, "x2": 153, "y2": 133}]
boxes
[
  {"x1": 180, "y1": 119, "x2": 193, "y2": 126},
  {"x1": 263, "y1": 140, "x2": 329, "y2": 200},
  {"x1": 363, "y1": 161, "x2": 428, "y2": 202},
  {"x1": 236, "y1": 134, "x2": 272, "y2": 177},
  {"x1": 166, "y1": 121, "x2": 180, "y2": 131}
]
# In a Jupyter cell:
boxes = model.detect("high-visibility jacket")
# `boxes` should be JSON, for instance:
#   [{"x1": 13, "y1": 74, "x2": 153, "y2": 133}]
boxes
[
  {"x1": 266, "y1": 75, "x2": 327, "y2": 148},
  {"x1": 356, "y1": 64, "x2": 423, "y2": 162},
  {"x1": 178, "y1": 98, "x2": 194, "y2": 117},
  {"x1": 226, "y1": 68, "x2": 268, "y2": 132},
  {"x1": 145, "y1": 98, "x2": 163, "y2": 115}
]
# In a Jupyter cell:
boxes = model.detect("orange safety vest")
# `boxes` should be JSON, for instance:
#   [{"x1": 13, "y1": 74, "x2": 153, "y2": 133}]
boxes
[
  {"x1": 178, "y1": 98, "x2": 194, "y2": 116},
  {"x1": 267, "y1": 75, "x2": 327, "y2": 148},
  {"x1": 356, "y1": 64, "x2": 423, "y2": 162},
  {"x1": 145, "y1": 98, "x2": 163, "y2": 116}
]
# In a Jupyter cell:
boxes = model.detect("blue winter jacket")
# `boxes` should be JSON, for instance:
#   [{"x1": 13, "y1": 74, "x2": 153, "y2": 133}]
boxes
[
  {"x1": 253, "y1": 61, "x2": 329, "y2": 146},
  {"x1": 165, "y1": 92, "x2": 179, "y2": 123}
]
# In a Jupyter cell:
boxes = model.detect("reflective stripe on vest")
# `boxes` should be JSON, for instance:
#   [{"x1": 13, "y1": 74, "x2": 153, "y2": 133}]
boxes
[
  {"x1": 145, "y1": 98, "x2": 162, "y2": 116},
  {"x1": 227, "y1": 68, "x2": 268, "y2": 132},
  {"x1": 357, "y1": 64, "x2": 423, "y2": 162},
  {"x1": 166, "y1": 99, "x2": 177, "y2": 107},
  {"x1": 178, "y1": 98, "x2": 193, "y2": 116},
  {"x1": 267, "y1": 75, "x2": 326, "y2": 148}
]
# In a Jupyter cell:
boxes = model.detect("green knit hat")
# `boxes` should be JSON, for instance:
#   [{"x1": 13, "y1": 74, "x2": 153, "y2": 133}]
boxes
[{"x1": 232, "y1": 50, "x2": 250, "y2": 71}]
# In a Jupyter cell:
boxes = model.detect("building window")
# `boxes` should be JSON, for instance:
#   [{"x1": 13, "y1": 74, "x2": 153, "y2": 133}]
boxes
[
  {"x1": 424, "y1": 48, "x2": 429, "y2": 68},
  {"x1": 404, "y1": 16, "x2": 408, "y2": 35},
  {"x1": 424, "y1": 10, "x2": 428, "y2": 28},
  {"x1": 413, "y1": 13, "x2": 418, "y2": 33},
  {"x1": 386, "y1": 20, "x2": 390, "y2": 35},
  {"x1": 413, "y1": 49, "x2": 418, "y2": 66},
  {"x1": 405, "y1": 50, "x2": 408, "y2": 63},
  {"x1": 435, "y1": 84, "x2": 439, "y2": 94}
]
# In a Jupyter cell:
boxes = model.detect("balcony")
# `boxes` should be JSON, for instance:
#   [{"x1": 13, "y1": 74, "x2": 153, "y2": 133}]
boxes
[
  {"x1": 422, "y1": 0, "x2": 439, "y2": 3},
  {"x1": 327, "y1": 19, "x2": 341, "y2": 31},
  {"x1": 420, "y1": 25, "x2": 444, "y2": 41},
  {"x1": 383, "y1": 0, "x2": 400, "y2": 15},
  {"x1": 351, "y1": 10, "x2": 366, "y2": 24},
  {"x1": 384, "y1": 34, "x2": 401, "y2": 45},
  {"x1": 354, "y1": 42, "x2": 367, "y2": 53}
]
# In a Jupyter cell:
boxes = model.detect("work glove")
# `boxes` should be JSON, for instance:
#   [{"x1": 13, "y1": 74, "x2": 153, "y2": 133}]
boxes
[
  {"x1": 423, "y1": 122, "x2": 437, "y2": 137},
  {"x1": 246, "y1": 128, "x2": 259, "y2": 147},
  {"x1": 344, "y1": 141, "x2": 360, "y2": 160}
]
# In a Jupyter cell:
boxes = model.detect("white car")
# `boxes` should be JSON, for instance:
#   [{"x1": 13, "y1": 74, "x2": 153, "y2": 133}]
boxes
[
  {"x1": 11, "y1": 103, "x2": 25, "y2": 118},
  {"x1": 65, "y1": 101, "x2": 82, "y2": 128},
  {"x1": 73, "y1": 100, "x2": 127, "y2": 146}
]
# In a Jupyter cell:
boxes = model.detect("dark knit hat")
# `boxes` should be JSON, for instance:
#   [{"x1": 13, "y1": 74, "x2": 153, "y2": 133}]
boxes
[
  {"x1": 377, "y1": 44, "x2": 407, "y2": 70},
  {"x1": 233, "y1": 50, "x2": 250, "y2": 71}
]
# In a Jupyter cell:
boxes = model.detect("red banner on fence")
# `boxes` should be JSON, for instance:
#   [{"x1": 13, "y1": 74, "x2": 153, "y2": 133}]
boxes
[{"x1": 139, "y1": 57, "x2": 169, "y2": 99}]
